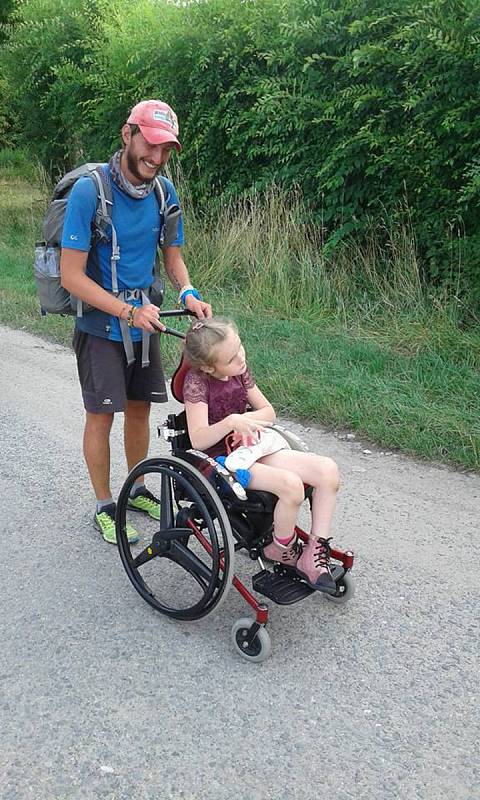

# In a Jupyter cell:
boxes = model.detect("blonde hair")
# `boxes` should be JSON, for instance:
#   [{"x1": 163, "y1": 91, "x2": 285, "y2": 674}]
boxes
[{"x1": 184, "y1": 316, "x2": 238, "y2": 368}]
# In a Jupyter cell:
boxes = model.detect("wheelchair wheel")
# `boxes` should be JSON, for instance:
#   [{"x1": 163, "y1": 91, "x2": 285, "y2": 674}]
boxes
[
  {"x1": 116, "y1": 455, "x2": 235, "y2": 621},
  {"x1": 231, "y1": 618, "x2": 272, "y2": 663},
  {"x1": 324, "y1": 572, "x2": 355, "y2": 605}
]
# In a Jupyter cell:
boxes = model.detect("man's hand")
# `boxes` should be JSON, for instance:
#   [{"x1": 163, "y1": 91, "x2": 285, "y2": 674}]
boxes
[
  {"x1": 184, "y1": 294, "x2": 212, "y2": 319},
  {"x1": 162, "y1": 247, "x2": 212, "y2": 318},
  {"x1": 132, "y1": 303, "x2": 166, "y2": 333}
]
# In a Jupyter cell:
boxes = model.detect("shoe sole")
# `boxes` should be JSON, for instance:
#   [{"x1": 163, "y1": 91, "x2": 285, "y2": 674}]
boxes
[{"x1": 295, "y1": 567, "x2": 337, "y2": 593}]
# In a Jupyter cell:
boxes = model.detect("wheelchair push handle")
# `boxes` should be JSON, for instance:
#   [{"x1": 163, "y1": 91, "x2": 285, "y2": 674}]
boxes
[
  {"x1": 158, "y1": 309, "x2": 195, "y2": 319},
  {"x1": 161, "y1": 326, "x2": 186, "y2": 340},
  {"x1": 157, "y1": 307, "x2": 194, "y2": 340}
]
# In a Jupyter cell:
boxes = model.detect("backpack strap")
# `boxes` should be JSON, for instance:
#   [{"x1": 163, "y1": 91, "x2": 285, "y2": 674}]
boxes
[
  {"x1": 90, "y1": 167, "x2": 143, "y2": 368},
  {"x1": 154, "y1": 177, "x2": 167, "y2": 251},
  {"x1": 90, "y1": 167, "x2": 120, "y2": 295},
  {"x1": 116, "y1": 288, "x2": 151, "y2": 368},
  {"x1": 154, "y1": 176, "x2": 182, "y2": 252}
]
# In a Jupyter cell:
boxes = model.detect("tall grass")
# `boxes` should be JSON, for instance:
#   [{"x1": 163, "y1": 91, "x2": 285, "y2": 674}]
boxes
[
  {"x1": 179, "y1": 166, "x2": 461, "y2": 328},
  {"x1": 1, "y1": 151, "x2": 479, "y2": 469}
]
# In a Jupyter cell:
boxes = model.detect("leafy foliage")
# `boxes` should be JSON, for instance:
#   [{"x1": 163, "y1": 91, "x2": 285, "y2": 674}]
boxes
[
  {"x1": 0, "y1": 0, "x2": 16, "y2": 43},
  {"x1": 1, "y1": 0, "x2": 480, "y2": 305},
  {"x1": 0, "y1": 0, "x2": 107, "y2": 169}
]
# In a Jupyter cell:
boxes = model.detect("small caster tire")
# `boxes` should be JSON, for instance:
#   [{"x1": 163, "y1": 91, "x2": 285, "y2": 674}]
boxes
[
  {"x1": 324, "y1": 572, "x2": 355, "y2": 605},
  {"x1": 231, "y1": 617, "x2": 272, "y2": 663}
]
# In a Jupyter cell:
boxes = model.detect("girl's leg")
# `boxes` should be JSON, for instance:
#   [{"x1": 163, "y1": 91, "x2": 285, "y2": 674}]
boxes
[
  {"x1": 257, "y1": 450, "x2": 340, "y2": 589},
  {"x1": 258, "y1": 450, "x2": 340, "y2": 539},
  {"x1": 247, "y1": 461, "x2": 305, "y2": 538},
  {"x1": 247, "y1": 462, "x2": 305, "y2": 565}
]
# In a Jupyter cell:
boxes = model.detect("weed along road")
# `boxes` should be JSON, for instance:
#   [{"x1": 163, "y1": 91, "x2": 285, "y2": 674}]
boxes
[{"x1": 0, "y1": 323, "x2": 478, "y2": 800}]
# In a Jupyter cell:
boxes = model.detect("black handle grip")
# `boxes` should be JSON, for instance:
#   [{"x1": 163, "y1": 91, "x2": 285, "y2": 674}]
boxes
[
  {"x1": 158, "y1": 309, "x2": 195, "y2": 319},
  {"x1": 156, "y1": 307, "x2": 195, "y2": 339},
  {"x1": 161, "y1": 325, "x2": 186, "y2": 340}
]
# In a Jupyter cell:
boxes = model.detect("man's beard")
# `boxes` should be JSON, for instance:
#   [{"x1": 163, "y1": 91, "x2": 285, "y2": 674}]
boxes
[{"x1": 125, "y1": 149, "x2": 161, "y2": 183}]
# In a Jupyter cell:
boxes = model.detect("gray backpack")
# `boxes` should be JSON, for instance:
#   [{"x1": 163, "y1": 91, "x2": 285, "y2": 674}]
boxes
[{"x1": 34, "y1": 163, "x2": 180, "y2": 364}]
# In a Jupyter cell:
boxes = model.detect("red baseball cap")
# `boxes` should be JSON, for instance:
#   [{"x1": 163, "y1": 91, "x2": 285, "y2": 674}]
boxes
[{"x1": 127, "y1": 100, "x2": 181, "y2": 152}]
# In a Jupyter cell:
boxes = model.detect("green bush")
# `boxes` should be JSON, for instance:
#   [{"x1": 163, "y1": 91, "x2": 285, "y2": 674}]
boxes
[
  {"x1": 0, "y1": 0, "x2": 107, "y2": 169},
  {"x1": 1, "y1": 0, "x2": 480, "y2": 308}
]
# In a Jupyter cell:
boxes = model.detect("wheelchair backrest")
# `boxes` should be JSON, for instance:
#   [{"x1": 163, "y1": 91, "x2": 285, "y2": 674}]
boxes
[{"x1": 171, "y1": 353, "x2": 191, "y2": 403}]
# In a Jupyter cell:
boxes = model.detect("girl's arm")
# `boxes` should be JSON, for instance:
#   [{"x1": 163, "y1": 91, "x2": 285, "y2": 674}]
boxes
[
  {"x1": 185, "y1": 384, "x2": 275, "y2": 452},
  {"x1": 185, "y1": 400, "x2": 237, "y2": 451},
  {"x1": 244, "y1": 384, "x2": 276, "y2": 425}
]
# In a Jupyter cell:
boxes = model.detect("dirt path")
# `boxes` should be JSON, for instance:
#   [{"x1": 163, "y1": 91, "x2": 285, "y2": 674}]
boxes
[{"x1": 0, "y1": 324, "x2": 478, "y2": 800}]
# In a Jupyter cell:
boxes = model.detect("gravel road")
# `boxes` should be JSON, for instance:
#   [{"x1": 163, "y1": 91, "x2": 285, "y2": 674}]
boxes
[{"x1": 0, "y1": 324, "x2": 478, "y2": 800}]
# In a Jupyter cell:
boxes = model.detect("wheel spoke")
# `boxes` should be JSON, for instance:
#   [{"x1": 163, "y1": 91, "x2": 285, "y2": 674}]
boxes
[
  {"x1": 132, "y1": 545, "x2": 158, "y2": 568},
  {"x1": 160, "y1": 470, "x2": 175, "y2": 528},
  {"x1": 167, "y1": 541, "x2": 214, "y2": 584},
  {"x1": 132, "y1": 528, "x2": 193, "y2": 567}
]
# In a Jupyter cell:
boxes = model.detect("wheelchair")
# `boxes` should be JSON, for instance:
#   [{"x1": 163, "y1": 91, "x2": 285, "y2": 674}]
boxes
[{"x1": 115, "y1": 309, "x2": 355, "y2": 662}]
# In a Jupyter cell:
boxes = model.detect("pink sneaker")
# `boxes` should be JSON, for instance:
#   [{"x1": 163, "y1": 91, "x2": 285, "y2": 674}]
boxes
[
  {"x1": 296, "y1": 536, "x2": 336, "y2": 590},
  {"x1": 263, "y1": 535, "x2": 302, "y2": 567}
]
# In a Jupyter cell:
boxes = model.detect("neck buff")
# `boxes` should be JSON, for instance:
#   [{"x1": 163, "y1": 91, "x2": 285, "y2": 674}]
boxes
[{"x1": 108, "y1": 150, "x2": 156, "y2": 199}]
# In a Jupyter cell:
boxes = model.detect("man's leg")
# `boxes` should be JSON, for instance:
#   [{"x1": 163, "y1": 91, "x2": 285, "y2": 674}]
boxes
[
  {"x1": 83, "y1": 411, "x2": 114, "y2": 500},
  {"x1": 124, "y1": 337, "x2": 167, "y2": 520},
  {"x1": 72, "y1": 331, "x2": 139, "y2": 543},
  {"x1": 85, "y1": 410, "x2": 140, "y2": 544},
  {"x1": 124, "y1": 399, "x2": 161, "y2": 520},
  {"x1": 124, "y1": 399, "x2": 151, "y2": 472}
]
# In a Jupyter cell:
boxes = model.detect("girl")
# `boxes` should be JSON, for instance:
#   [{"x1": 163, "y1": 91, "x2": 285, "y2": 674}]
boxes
[{"x1": 182, "y1": 317, "x2": 340, "y2": 591}]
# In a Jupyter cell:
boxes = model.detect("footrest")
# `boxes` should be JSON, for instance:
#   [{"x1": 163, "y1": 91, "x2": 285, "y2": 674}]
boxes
[{"x1": 252, "y1": 569, "x2": 315, "y2": 605}]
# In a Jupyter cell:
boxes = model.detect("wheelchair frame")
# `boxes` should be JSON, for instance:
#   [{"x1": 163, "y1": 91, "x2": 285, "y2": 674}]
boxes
[{"x1": 115, "y1": 309, "x2": 355, "y2": 662}]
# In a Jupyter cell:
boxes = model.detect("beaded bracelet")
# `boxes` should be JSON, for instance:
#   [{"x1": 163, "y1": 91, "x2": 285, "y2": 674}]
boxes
[{"x1": 127, "y1": 306, "x2": 138, "y2": 328}]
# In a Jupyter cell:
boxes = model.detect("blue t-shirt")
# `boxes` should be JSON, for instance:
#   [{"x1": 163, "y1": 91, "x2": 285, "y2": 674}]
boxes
[{"x1": 61, "y1": 167, "x2": 184, "y2": 341}]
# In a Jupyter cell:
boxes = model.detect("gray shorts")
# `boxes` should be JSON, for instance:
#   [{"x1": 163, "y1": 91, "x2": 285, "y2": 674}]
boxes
[{"x1": 72, "y1": 330, "x2": 167, "y2": 413}]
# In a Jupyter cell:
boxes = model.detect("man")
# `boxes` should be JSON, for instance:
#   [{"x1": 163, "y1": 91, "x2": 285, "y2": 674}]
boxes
[{"x1": 60, "y1": 99, "x2": 211, "y2": 544}]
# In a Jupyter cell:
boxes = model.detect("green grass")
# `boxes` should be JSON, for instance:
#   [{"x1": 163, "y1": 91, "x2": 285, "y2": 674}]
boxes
[{"x1": 1, "y1": 155, "x2": 479, "y2": 470}]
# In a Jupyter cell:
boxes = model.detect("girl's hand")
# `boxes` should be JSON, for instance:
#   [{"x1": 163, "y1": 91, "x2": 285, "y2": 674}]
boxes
[{"x1": 229, "y1": 414, "x2": 270, "y2": 445}]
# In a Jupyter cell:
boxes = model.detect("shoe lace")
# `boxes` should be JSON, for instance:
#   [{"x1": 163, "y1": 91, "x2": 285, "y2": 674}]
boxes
[
  {"x1": 96, "y1": 509, "x2": 115, "y2": 533},
  {"x1": 288, "y1": 539, "x2": 302, "y2": 557},
  {"x1": 134, "y1": 489, "x2": 159, "y2": 507},
  {"x1": 313, "y1": 537, "x2": 332, "y2": 569},
  {"x1": 97, "y1": 508, "x2": 137, "y2": 538},
  {"x1": 280, "y1": 538, "x2": 302, "y2": 560}
]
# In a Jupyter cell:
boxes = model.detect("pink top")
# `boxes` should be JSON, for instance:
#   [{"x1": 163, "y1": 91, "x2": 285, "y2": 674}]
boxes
[{"x1": 183, "y1": 366, "x2": 256, "y2": 457}]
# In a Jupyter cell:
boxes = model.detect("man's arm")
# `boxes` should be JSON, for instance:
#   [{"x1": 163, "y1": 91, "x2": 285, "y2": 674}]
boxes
[
  {"x1": 60, "y1": 249, "x2": 165, "y2": 332},
  {"x1": 162, "y1": 246, "x2": 212, "y2": 318},
  {"x1": 60, "y1": 248, "x2": 128, "y2": 317}
]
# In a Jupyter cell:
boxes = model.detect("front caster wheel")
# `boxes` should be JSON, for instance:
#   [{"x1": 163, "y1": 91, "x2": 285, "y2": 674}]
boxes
[
  {"x1": 231, "y1": 617, "x2": 272, "y2": 663},
  {"x1": 324, "y1": 572, "x2": 355, "y2": 605}
]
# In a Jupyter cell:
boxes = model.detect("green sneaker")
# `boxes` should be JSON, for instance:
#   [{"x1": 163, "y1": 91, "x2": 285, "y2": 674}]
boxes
[
  {"x1": 93, "y1": 503, "x2": 140, "y2": 545},
  {"x1": 128, "y1": 488, "x2": 161, "y2": 520}
]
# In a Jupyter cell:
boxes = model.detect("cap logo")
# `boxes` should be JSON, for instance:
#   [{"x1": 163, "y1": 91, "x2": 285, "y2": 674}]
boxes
[{"x1": 153, "y1": 109, "x2": 175, "y2": 128}]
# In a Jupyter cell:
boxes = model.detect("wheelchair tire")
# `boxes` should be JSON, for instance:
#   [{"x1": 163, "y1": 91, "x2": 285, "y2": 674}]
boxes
[
  {"x1": 116, "y1": 455, "x2": 235, "y2": 621},
  {"x1": 324, "y1": 572, "x2": 355, "y2": 605},
  {"x1": 231, "y1": 618, "x2": 272, "y2": 663}
]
